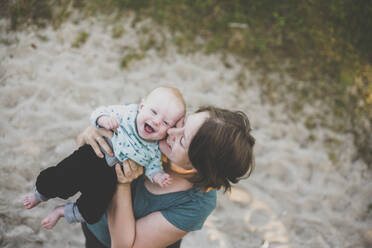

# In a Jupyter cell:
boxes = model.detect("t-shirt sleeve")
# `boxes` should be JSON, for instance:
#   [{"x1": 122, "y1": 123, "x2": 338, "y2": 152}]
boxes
[{"x1": 160, "y1": 190, "x2": 216, "y2": 232}]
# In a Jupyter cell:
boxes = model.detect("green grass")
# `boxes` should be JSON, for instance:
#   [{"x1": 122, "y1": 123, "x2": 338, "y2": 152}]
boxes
[
  {"x1": 3, "y1": 0, "x2": 372, "y2": 166},
  {"x1": 71, "y1": 31, "x2": 89, "y2": 48},
  {"x1": 112, "y1": 25, "x2": 125, "y2": 39},
  {"x1": 120, "y1": 51, "x2": 145, "y2": 69}
]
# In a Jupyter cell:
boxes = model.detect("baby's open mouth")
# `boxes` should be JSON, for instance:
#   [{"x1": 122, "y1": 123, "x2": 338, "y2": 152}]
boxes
[{"x1": 144, "y1": 123, "x2": 154, "y2": 133}]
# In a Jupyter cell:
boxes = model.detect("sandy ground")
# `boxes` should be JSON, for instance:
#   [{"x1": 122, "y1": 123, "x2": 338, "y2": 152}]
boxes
[{"x1": 1, "y1": 15, "x2": 372, "y2": 248}]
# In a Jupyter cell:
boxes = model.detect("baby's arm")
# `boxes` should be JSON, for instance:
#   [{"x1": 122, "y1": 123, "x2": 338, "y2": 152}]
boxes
[
  {"x1": 152, "y1": 172, "x2": 172, "y2": 188},
  {"x1": 97, "y1": 116, "x2": 120, "y2": 130},
  {"x1": 146, "y1": 154, "x2": 171, "y2": 187},
  {"x1": 90, "y1": 105, "x2": 126, "y2": 130}
]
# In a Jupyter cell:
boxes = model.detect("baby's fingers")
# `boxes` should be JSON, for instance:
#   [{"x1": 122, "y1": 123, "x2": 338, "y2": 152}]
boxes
[
  {"x1": 113, "y1": 117, "x2": 120, "y2": 127},
  {"x1": 108, "y1": 119, "x2": 114, "y2": 127},
  {"x1": 108, "y1": 118, "x2": 119, "y2": 129},
  {"x1": 112, "y1": 120, "x2": 120, "y2": 129}
]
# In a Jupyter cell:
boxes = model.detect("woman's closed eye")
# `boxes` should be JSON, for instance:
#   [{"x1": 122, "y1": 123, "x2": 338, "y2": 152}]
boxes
[
  {"x1": 151, "y1": 109, "x2": 157, "y2": 115},
  {"x1": 180, "y1": 136, "x2": 185, "y2": 147}
]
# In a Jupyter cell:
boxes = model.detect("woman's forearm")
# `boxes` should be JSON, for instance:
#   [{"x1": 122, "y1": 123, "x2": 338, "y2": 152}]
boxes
[{"x1": 108, "y1": 183, "x2": 136, "y2": 248}]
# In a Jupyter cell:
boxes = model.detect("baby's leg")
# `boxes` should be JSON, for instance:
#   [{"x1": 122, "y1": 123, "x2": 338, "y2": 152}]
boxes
[
  {"x1": 153, "y1": 172, "x2": 172, "y2": 187},
  {"x1": 35, "y1": 145, "x2": 105, "y2": 202},
  {"x1": 23, "y1": 193, "x2": 41, "y2": 209},
  {"x1": 41, "y1": 205, "x2": 64, "y2": 229}
]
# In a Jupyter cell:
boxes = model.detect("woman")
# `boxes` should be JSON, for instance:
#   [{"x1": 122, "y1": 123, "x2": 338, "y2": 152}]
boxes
[{"x1": 77, "y1": 106, "x2": 255, "y2": 248}]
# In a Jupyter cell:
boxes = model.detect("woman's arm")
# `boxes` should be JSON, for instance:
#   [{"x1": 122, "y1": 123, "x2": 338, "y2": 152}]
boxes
[
  {"x1": 108, "y1": 162, "x2": 187, "y2": 248},
  {"x1": 108, "y1": 162, "x2": 139, "y2": 248},
  {"x1": 131, "y1": 212, "x2": 187, "y2": 248},
  {"x1": 108, "y1": 183, "x2": 135, "y2": 248}
]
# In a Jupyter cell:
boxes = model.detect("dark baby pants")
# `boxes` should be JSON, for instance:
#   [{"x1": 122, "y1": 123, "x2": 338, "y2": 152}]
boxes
[{"x1": 36, "y1": 145, "x2": 117, "y2": 224}]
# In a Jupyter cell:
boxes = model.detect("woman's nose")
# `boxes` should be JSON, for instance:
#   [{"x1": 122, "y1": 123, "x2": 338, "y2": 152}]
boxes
[{"x1": 167, "y1": 127, "x2": 182, "y2": 136}]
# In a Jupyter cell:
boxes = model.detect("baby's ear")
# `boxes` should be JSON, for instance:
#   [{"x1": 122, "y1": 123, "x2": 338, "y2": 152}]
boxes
[{"x1": 139, "y1": 99, "x2": 145, "y2": 110}]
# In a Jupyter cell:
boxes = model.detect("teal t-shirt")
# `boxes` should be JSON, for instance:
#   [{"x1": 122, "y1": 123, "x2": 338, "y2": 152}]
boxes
[{"x1": 87, "y1": 176, "x2": 216, "y2": 247}]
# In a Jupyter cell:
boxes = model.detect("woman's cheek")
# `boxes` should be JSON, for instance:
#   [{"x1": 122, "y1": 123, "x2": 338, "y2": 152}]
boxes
[{"x1": 159, "y1": 140, "x2": 170, "y2": 155}]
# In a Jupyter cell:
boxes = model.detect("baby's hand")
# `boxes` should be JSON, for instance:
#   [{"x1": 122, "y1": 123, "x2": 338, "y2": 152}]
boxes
[
  {"x1": 152, "y1": 172, "x2": 172, "y2": 188},
  {"x1": 97, "y1": 116, "x2": 120, "y2": 130}
]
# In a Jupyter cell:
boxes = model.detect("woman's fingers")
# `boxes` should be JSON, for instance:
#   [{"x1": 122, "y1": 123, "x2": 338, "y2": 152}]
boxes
[
  {"x1": 127, "y1": 160, "x2": 143, "y2": 178},
  {"x1": 76, "y1": 126, "x2": 104, "y2": 158},
  {"x1": 95, "y1": 128, "x2": 114, "y2": 156},
  {"x1": 115, "y1": 160, "x2": 143, "y2": 184},
  {"x1": 115, "y1": 163, "x2": 124, "y2": 177},
  {"x1": 123, "y1": 161, "x2": 133, "y2": 177},
  {"x1": 76, "y1": 126, "x2": 94, "y2": 148},
  {"x1": 89, "y1": 136, "x2": 104, "y2": 158},
  {"x1": 115, "y1": 164, "x2": 127, "y2": 184},
  {"x1": 97, "y1": 127, "x2": 114, "y2": 139},
  {"x1": 76, "y1": 132, "x2": 85, "y2": 148},
  {"x1": 76, "y1": 126, "x2": 115, "y2": 158},
  {"x1": 136, "y1": 166, "x2": 144, "y2": 177}
]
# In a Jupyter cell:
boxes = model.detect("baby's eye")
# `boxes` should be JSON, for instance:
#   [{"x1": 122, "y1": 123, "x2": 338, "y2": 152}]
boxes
[
  {"x1": 151, "y1": 109, "x2": 157, "y2": 115},
  {"x1": 163, "y1": 120, "x2": 169, "y2": 126}
]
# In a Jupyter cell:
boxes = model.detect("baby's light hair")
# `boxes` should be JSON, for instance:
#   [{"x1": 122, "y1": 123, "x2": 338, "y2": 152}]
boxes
[{"x1": 147, "y1": 86, "x2": 186, "y2": 114}]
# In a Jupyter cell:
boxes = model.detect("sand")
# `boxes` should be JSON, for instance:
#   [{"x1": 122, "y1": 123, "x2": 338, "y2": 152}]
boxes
[{"x1": 0, "y1": 15, "x2": 371, "y2": 248}]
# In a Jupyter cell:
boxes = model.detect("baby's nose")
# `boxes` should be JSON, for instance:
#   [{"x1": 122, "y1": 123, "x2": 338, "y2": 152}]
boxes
[{"x1": 153, "y1": 116, "x2": 161, "y2": 125}]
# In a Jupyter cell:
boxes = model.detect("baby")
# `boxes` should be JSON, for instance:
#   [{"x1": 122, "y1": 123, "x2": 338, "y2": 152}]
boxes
[
  {"x1": 92, "y1": 86, "x2": 185, "y2": 186},
  {"x1": 23, "y1": 86, "x2": 185, "y2": 229}
]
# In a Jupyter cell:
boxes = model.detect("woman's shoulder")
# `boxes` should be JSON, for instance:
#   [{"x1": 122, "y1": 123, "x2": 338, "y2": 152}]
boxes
[
  {"x1": 190, "y1": 188, "x2": 217, "y2": 210},
  {"x1": 160, "y1": 188, "x2": 216, "y2": 232},
  {"x1": 132, "y1": 176, "x2": 216, "y2": 214},
  {"x1": 165, "y1": 187, "x2": 217, "y2": 217}
]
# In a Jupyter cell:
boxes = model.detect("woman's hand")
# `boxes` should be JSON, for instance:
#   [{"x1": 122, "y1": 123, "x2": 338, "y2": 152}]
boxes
[
  {"x1": 76, "y1": 125, "x2": 114, "y2": 158},
  {"x1": 115, "y1": 160, "x2": 143, "y2": 184}
]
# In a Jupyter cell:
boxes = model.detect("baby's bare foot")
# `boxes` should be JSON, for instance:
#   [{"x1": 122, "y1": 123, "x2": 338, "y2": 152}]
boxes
[
  {"x1": 23, "y1": 194, "x2": 41, "y2": 209},
  {"x1": 42, "y1": 205, "x2": 64, "y2": 229}
]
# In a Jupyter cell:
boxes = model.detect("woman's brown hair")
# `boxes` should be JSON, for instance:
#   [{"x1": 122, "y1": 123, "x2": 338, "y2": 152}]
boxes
[{"x1": 188, "y1": 106, "x2": 255, "y2": 192}]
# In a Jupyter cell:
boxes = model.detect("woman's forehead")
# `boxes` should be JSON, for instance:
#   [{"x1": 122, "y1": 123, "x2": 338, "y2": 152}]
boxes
[
  {"x1": 186, "y1": 111, "x2": 209, "y2": 122},
  {"x1": 184, "y1": 111, "x2": 209, "y2": 141}
]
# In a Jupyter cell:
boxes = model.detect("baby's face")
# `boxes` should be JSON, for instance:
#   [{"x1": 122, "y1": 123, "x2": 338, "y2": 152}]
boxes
[{"x1": 136, "y1": 90, "x2": 185, "y2": 141}]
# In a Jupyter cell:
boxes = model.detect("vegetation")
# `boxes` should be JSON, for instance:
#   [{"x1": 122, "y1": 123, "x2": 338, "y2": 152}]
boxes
[
  {"x1": 112, "y1": 25, "x2": 125, "y2": 39},
  {"x1": 2, "y1": 0, "x2": 372, "y2": 165},
  {"x1": 120, "y1": 50, "x2": 145, "y2": 69},
  {"x1": 71, "y1": 31, "x2": 89, "y2": 48}
]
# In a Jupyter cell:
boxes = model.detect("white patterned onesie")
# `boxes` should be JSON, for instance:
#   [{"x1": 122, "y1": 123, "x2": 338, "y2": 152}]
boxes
[{"x1": 90, "y1": 104, "x2": 163, "y2": 182}]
